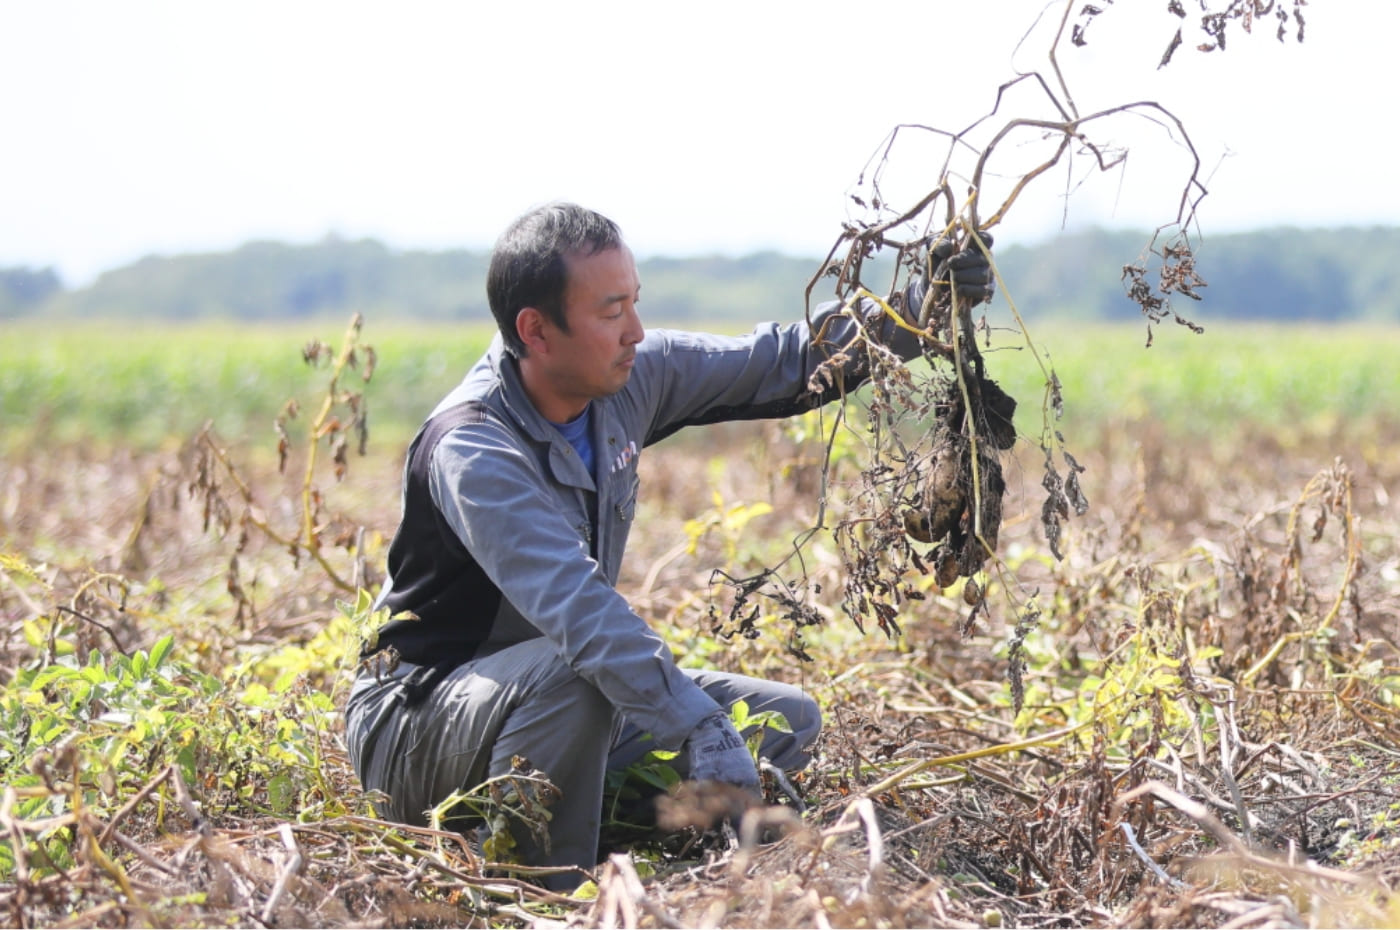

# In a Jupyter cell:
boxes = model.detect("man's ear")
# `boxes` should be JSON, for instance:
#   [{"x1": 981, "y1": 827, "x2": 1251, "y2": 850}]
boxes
[{"x1": 516, "y1": 307, "x2": 550, "y2": 357}]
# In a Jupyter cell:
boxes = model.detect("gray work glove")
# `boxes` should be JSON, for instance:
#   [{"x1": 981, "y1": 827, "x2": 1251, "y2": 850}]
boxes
[
  {"x1": 684, "y1": 712, "x2": 760, "y2": 789},
  {"x1": 904, "y1": 233, "x2": 996, "y2": 321},
  {"x1": 934, "y1": 232, "x2": 995, "y2": 304}
]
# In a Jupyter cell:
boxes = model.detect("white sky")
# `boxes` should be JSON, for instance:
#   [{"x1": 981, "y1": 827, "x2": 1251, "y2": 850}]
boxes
[{"x1": 2, "y1": 1, "x2": 1394, "y2": 286}]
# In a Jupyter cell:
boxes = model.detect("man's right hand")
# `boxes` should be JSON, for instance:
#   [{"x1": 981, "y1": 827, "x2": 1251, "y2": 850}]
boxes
[
  {"x1": 900, "y1": 233, "x2": 996, "y2": 326},
  {"x1": 930, "y1": 233, "x2": 996, "y2": 306},
  {"x1": 684, "y1": 712, "x2": 760, "y2": 788}
]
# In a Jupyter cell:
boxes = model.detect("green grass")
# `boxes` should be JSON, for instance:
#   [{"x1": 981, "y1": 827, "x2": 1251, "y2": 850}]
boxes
[
  {"x1": 989, "y1": 321, "x2": 1400, "y2": 444},
  {"x1": 0, "y1": 317, "x2": 496, "y2": 451},
  {"x1": 2, "y1": 317, "x2": 1397, "y2": 453}
]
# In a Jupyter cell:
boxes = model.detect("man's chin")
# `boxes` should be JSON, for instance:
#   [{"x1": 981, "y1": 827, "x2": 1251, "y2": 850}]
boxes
[{"x1": 600, "y1": 374, "x2": 631, "y2": 398}]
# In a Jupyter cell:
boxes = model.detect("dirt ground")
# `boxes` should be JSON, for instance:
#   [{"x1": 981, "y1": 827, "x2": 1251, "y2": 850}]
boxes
[{"x1": 2, "y1": 413, "x2": 1398, "y2": 928}]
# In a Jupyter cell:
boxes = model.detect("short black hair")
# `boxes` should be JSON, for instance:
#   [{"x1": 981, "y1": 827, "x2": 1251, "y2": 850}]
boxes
[{"x1": 486, "y1": 202, "x2": 625, "y2": 357}]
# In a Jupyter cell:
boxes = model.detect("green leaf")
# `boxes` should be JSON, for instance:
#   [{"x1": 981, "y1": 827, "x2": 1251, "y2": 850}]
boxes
[
  {"x1": 301, "y1": 691, "x2": 335, "y2": 712},
  {"x1": 267, "y1": 773, "x2": 297, "y2": 814},
  {"x1": 570, "y1": 880, "x2": 600, "y2": 901},
  {"x1": 241, "y1": 682, "x2": 272, "y2": 707},
  {"x1": 21, "y1": 619, "x2": 46, "y2": 649},
  {"x1": 176, "y1": 742, "x2": 198, "y2": 788},
  {"x1": 149, "y1": 634, "x2": 174, "y2": 669},
  {"x1": 482, "y1": 818, "x2": 518, "y2": 862},
  {"x1": 634, "y1": 764, "x2": 680, "y2": 791},
  {"x1": 0, "y1": 553, "x2": 40, "y2": 580}
]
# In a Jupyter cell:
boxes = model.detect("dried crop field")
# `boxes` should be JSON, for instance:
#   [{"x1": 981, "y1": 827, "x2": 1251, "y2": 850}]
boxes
[{"x1": 2, "y1": 319, "x2": 1399, "y2": 928}]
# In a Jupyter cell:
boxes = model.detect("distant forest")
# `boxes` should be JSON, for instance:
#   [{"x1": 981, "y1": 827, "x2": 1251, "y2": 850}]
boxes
[{"x1": 3, "y1": 226, "x2": 1397, "y2": 324}]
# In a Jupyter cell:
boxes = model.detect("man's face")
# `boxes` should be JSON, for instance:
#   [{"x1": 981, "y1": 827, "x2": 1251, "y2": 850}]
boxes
[{"x1": 539, "y1": 245, "x2": 644, "y2": 418}]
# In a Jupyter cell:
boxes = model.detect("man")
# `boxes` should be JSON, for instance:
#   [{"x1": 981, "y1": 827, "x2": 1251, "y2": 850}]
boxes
[{"x1": 346, "y1": 202, "x2": 993, "y2": 887}]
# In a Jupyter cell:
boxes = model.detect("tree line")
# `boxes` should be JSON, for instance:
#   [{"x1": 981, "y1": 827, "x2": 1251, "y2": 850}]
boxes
[{"x1": 4, "y1": 226, "x2": 1397, "y2": 324}]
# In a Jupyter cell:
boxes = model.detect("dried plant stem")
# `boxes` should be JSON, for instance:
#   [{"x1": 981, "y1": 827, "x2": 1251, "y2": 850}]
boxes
[
  {"x1": 859, "y1": 717, "x2": 1095, "y2": 798},
  {"x1": 597, "y1": 853, "x2": 683, "y2": 930},
  {"x1": 259, "y1": 823, "x2": 303, "y2": 925},
  {"x1": 98, "y1": 765, "x2": 172, "y2": 847},
  {"x1": 1241, "y1": 462, "x2": 1361, "y2": 687},
  {"x1": 950, "y1": 290, "x2": 988, "y2": 550},
  {"x1": 299, "y1": 314, "x2": 365, "y2": 583},
  {"x1": 207, "y1": 431, "x2": 353, "y2": 592},
  {"x1": 1119, "y1": 822, "x2": 1184, "y2": 888}
]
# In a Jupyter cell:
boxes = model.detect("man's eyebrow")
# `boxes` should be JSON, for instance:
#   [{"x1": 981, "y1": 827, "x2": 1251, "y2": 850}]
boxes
[{"x1": 602, "y1": 286, "x2": 641, "y2": 305}]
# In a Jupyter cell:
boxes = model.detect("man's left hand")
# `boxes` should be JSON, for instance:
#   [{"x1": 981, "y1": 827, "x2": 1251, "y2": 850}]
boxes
[{"x1": 684, "y1": 712, "x2": 760, "y2": 789}]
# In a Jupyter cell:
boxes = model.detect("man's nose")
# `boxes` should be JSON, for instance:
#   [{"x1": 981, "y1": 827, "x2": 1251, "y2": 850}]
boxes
[{"x1": 623, "y1": 304, "x2": 644, "y2": 345}]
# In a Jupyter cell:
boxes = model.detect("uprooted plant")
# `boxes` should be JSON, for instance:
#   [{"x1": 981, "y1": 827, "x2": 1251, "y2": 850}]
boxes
[{"x1": 705, "y1": 0, "x2": 1310, "y2": 657}]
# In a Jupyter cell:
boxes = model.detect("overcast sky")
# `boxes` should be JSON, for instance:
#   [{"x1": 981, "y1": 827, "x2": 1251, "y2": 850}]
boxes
[{"x1": 3, "y1": 1, "x2": 1394, "y2": 285}]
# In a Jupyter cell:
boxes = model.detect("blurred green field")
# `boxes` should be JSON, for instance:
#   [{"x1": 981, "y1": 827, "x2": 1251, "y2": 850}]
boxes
[
  {"x1": 991, "y1": 320, "x2": 1400, "y2": 444},
  {"x1": 0, "y1": 318, "x2": 496, "y2": 451},
  {"x1": 2, "y1": 316, "x2": 1397, "y2": 452}
]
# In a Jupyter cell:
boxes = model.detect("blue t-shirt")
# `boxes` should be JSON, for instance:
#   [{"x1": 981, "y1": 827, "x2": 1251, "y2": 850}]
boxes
[{"x1": 552, "y1": 405, "x2": 595, "y2": 479}]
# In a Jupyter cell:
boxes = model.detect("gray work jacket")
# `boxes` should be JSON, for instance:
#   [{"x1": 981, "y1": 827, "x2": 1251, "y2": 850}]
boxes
[{"x1": 372, "y1": 299, "x2": 918, "y2": 748}]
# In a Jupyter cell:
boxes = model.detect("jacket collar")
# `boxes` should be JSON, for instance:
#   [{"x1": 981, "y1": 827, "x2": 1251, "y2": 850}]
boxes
[
  {"x1": 483, "y1": 337, "x2": 600, "y2": 491},
  {"x1": 484, "y1": 336, "x2": 560, "y2": 444}
]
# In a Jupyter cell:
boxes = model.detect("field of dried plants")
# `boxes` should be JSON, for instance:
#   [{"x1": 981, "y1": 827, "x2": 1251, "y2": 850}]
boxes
[{"x1": 2, "y1": 317, "x2": 1399, "y2": 928}]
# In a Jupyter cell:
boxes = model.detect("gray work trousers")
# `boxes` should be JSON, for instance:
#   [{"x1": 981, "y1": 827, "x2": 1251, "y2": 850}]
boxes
[{"x1": 344, "y1": 638, "x2": 820, "y2": 885}]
